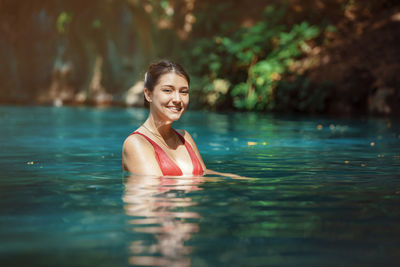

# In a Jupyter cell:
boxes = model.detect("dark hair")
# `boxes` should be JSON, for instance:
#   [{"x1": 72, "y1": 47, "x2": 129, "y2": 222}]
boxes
[{"x1": 144, "y1": 60, "x2": 190, "y2": 106}]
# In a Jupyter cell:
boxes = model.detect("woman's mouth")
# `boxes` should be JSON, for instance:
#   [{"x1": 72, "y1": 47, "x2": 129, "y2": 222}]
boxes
[{"x1": 167, "y1": 106, "x2": 182, "y2": 112}]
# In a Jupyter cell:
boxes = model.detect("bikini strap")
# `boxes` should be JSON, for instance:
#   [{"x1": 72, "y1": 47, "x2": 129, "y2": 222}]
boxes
[
  {"x1": 130, "y1": 131, "x2": 183, "y2": 176},
  {"x1": 173, "y1": 129, "x2": 204, "y2": 175}
]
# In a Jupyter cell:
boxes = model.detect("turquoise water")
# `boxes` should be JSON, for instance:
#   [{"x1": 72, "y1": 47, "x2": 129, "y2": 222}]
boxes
[{"x1": 1, "y1": 106, "x2": 399, "y2": 266}]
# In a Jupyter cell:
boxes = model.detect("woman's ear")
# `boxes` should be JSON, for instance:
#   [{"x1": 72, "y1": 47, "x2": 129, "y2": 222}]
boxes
[{"x1": 144, "y1": 88, "x2": 152, "y2": 103}]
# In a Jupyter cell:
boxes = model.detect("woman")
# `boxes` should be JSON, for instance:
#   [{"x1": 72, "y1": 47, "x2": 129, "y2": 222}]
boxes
[
  {"x1": 122, "y1": 60, "x2": 246, "y2": 178},
  {"x1": 122, "y1": 60, "x2": 206, "y2": 176}
]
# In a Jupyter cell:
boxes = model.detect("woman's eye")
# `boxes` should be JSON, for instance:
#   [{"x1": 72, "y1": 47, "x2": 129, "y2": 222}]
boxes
[
  {"x1": 162, "y1": 89, "x2": 172, "y2": 93},
  {"x1": 181, "y1": 90, "x2": 189, "y2": 94}
]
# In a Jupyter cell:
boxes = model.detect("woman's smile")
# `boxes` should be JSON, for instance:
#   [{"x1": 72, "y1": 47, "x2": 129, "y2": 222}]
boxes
[{"x1": 166, "y1": 105, "x2": 183, "y2": 112}]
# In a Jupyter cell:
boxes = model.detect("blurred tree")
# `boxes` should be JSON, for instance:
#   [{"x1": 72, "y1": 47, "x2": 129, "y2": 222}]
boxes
[
  {"x1": 0, "y1": 0, "x2": 57, "y2": 103},
  {"x1": 0, "y1": 0, "x2": 398, "y2": 114}
]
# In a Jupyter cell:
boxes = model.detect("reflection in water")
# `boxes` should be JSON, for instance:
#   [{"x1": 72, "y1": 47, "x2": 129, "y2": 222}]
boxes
[{"x1": 123, "y1": 175, "x2": 204, "y2": 266}]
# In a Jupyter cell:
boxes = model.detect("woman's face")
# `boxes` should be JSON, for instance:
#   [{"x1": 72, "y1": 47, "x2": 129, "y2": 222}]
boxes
[{"x1": 145, "y1": 72, "x2": 189, "y2": 123}]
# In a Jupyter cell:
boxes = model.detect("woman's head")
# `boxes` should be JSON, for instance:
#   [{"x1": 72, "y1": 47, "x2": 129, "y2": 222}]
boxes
[{"x1": 143, "y1": 60, "x2": 191, "y2": 122}]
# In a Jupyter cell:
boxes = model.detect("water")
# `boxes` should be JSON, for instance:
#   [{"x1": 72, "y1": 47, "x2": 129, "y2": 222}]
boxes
[{"x1": 0, "y1": 106, "x2": 399, "y2": 266}]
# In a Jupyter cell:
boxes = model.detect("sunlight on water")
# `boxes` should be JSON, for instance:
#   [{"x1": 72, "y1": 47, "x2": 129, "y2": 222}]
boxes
[{"x1": 0, "y1": 106, "x2": 399, "y2": 266}]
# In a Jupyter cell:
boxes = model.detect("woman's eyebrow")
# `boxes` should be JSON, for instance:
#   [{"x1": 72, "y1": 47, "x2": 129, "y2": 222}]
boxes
[
  {"x1": 161, "y1": 84, "x2": 174, "y2": 88},
  {"x1": 161, "y1": 84, "x2": 189, "y2": 89}
]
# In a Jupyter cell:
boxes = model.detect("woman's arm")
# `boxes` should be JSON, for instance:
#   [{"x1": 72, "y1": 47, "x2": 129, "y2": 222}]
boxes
[{"x1": 204, "y1": 169, "x2": 251, "y2": 180}]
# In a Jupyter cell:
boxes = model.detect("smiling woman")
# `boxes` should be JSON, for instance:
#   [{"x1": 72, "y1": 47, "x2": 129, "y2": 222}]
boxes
[
  {"x1": 122, "y1": 60, "x2": 246, "y2": 178},
  {"x1": 122, "y1": 60, "x2": 206, "y2": 176}
]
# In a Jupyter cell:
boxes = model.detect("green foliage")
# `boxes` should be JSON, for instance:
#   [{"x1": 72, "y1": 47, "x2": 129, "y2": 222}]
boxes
[
  {"x1": 56, "y1": 11, "x2": 72, "y2": 34},
  {"x1": 182, "y1": 5, "x2": 321, "y2": 111},
  {"x1": 92, "y1": 19, "x2": 101, "y2": 29}
]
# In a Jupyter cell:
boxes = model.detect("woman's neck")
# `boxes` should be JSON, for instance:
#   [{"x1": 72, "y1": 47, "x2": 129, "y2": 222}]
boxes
[{"x1": 144, "y1": 114, "x2": 174, "y2": 139}]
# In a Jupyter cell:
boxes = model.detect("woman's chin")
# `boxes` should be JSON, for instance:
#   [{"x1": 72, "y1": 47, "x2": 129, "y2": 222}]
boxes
[
  {"x1": 158, "y1": 113, "x2": 182, "y2": 123},
  {"x1": 165, "y1": 109, "x2": 185, "y2": 121},
  {"x1": 168, "y1": 113, "x2": 183, "y2": 122}
]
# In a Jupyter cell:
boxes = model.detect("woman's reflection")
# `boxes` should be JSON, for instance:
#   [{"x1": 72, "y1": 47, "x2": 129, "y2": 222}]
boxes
[{"x1": 123, "y1": 174, "x2": 204, "y2": 266}]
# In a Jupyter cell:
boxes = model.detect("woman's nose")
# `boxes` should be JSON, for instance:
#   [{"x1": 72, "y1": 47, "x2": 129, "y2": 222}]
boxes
[{"x1": 172, "y1": 91, "x2": 182, "y2": 102}]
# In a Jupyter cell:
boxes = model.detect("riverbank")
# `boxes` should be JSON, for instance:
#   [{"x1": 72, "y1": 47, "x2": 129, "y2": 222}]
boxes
[{"x1": 1, "y1": 1, "x2": 399, "y2": 116}]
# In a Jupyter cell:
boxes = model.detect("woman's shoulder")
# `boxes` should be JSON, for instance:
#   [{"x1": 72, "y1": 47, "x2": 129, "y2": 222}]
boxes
[
  {"x1": 123, "y1": 131, "x2": 154, "y2": 153},
  {"x1": 122, "y1": 131, "x2": 161, "y2": 174},
  {"x1": 174, "y1": 128, "x2": 185, "y2": 136},
  {"x1": 175, "y1": 128, "x2": 189, "y2": 138},
  {"x1": 175, "y1": 129, "x2": 196, "y2": 144}
]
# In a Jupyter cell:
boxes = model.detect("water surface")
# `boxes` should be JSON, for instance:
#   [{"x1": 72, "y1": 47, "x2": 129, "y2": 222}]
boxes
[{"x1": 0, "y1": 106, "x2": 399, "y2": 266}]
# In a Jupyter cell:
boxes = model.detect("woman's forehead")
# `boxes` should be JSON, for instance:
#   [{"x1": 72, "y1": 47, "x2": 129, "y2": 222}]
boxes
[{"x1": 157, "y1": 72, "x2": 188, "y2": 87}]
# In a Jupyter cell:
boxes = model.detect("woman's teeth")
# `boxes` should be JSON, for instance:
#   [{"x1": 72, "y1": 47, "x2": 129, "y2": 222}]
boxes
[{"x1": 168, "y1": 106, "x2": 182, "y2": 111}]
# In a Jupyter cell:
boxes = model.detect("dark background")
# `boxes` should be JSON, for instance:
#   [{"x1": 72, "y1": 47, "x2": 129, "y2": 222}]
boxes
[{"x1": 1, "y1": 0, "x2": 399, "y2": 116}]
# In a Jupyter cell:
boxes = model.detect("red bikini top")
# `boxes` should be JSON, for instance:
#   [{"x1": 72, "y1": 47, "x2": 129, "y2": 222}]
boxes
[{"x1": 130, "y1": 129, "x2": 204, "y2": 176}]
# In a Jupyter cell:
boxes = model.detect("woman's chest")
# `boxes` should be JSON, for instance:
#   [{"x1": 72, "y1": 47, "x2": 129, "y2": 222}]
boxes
[{"x1": 165, "y1": 145, "x2": 193, "y2": 174}]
